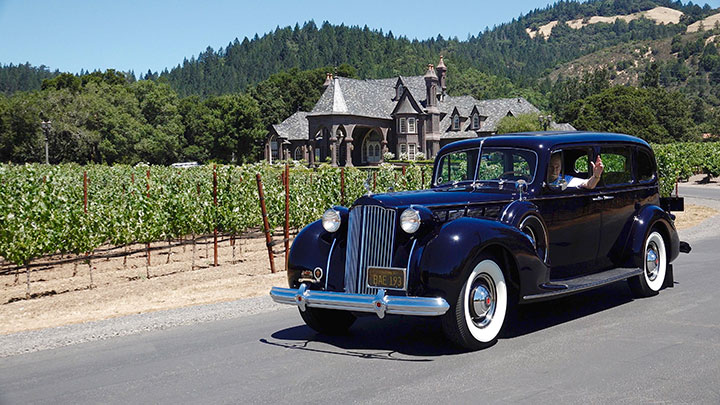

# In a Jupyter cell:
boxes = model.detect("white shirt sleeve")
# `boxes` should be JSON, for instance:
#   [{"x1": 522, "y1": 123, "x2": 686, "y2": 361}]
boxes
[{"x1": 566, "y1": 176, "x2": 587, "y2": 188}]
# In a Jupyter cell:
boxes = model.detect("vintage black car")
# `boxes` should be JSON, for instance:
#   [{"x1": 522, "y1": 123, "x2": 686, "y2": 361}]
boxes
[{"x1": 270, "y1": 132, "x2": 691, "y2": 350}]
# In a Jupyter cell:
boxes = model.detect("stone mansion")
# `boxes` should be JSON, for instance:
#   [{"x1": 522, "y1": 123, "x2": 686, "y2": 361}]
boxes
[{"x1": 264, "y1": 56, "x2": 573, "y2": 166}]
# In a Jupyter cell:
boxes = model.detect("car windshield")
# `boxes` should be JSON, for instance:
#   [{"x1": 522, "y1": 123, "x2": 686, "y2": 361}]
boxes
[
  {"x1": 435, "y1": 147, "x2": 537, "y2": 186},
  {"x1": 477, "y1": 147, "x2": 537, "y2": 183},
  {"x1": 435, "y1": 148, "x2": 479, "y2": 186}
]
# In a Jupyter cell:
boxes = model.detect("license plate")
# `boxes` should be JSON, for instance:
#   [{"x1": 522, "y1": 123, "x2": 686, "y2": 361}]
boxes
[{"x1": 367, "y1": 267, "x2": 406, "y2": 290}]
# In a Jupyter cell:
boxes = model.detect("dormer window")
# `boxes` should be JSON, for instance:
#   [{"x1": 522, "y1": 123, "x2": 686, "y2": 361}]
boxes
[
  {"x1": 396, "y1": 83, "x2": 404, "y2": 100},
  {"x1": 398, "y1": 117, "x2": 407, "y2": 133},
  {"x1": 452, "y1": 115, "x2": 460, "y2": 130},
  {"x1": 472, "y1": 114, "x2": 480, "y2": 129}
]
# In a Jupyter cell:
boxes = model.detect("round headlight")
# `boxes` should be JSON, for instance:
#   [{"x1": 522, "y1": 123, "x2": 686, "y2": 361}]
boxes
[
  {"x1": 400, "y1": 208, "x2": 421, "y2": 234},
  {"x1": 322, "y1": 209, "x2": 341, "y2": 233}
]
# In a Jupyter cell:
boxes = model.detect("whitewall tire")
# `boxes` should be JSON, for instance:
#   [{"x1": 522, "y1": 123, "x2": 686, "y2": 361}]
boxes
[
  {"x1": 443, "y1": 256, "x2": 510, "y2": 350},
  {"x1": 629, "y1": 230, "x2": 667, "y2": 298}
]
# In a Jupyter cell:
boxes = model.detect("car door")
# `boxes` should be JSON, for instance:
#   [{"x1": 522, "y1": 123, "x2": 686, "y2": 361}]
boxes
[
  {"x1": 594, "y1": 144, "x2": 639, "y2": 269},
  {"x1": 535, "y1": 147, "x2": 603, "y2": 280}
]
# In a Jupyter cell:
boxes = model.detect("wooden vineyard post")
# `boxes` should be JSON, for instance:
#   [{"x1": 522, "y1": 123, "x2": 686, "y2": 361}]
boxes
[
  {"x1": 340, "y1": 167, "x2": 345, "y2": 206},
  {"x1": 256, "y1": 173, "x2": 276, "y2": 274},
  {"x1": 284, "y1": 163, "x2": 290, "y2": 272},
  {"x1": 83, "y1": 171, "x2": 88, "y2": 213},
  {"x1": 146, "y1": 169, "x2": 151, "y2": 278},
  {"x1": 213, "y1": 165, "x2": 218, "y2": 267},
  {"x1": 402, "y1": 165, "x2": 407, "y2": 189},
  {"x1": 25, "y1": 264, "x2": 31, "y2": 299},
  {"x1": 124, "y1": 172, "x2": 135, "y2": 270},
  {"x1": 373, "y1": 171, "x2": 377, "y2": 192},
  {"x1": 83, "y1": 171, "x2": 93, "y2": 289},
  {"x1": 421, "y1": 166, "x2": 425, "y2": 189}
]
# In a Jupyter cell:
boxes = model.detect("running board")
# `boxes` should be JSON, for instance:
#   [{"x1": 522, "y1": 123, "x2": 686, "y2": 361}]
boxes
[{"x1": 523, "y1": 267, "x2": 643, "y2": 301}]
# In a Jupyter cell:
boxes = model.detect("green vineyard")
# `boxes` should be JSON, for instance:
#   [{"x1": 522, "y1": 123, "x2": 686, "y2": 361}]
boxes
[
  {"x1": 1, "y1": 141, "x2": 719, "y2": 269},
  {"x1": 0, "y1": 162, "x2": 430, "y2": 268}
]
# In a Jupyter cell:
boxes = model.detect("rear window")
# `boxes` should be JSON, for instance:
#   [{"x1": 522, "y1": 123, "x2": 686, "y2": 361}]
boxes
[
  {"x1": 636, "y1": 148, "x2": 655, "y2": 182},
  {"x1": 599, "y1": 147, "x2": 632, "y2": 187}
]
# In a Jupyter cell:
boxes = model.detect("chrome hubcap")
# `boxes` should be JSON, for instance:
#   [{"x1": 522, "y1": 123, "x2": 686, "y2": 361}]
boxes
[
  {"x1": 646, "y1": 242, "x2": 659, "y2": 281},
  {"x1": 470, "y1": 274, "x2": 496, "y2": 328}
]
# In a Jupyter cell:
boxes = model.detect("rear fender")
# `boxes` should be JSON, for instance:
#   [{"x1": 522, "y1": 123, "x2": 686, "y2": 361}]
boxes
[{"x1": 624, "y1": 205, "x2": 680, "y2": 268}]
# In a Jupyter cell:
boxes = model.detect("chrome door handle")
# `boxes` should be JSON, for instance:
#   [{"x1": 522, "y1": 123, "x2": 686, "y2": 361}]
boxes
[
  {"x1": 604, "y1": 195, "x2": 614, "y2": 200},
  {"x1": 592, "y1": 196, "x2": 604, "y2": 201}
]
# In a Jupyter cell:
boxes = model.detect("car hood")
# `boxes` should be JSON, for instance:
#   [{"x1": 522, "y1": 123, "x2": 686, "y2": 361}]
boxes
[{"x1": 351, "y1": 188, "x2": 516, "y2": 209}]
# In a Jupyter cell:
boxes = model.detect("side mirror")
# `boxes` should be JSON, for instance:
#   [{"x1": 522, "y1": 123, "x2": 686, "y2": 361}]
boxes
[{"x1": 546, "y1": 178, "x2": 567, "y2": 192}]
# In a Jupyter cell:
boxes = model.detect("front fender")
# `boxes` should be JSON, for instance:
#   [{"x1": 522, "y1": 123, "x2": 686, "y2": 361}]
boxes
[
  {"x1": 418, "y1": 217, "x2": 548, "y2": 304},
  {"x1": 623, "y1": 205, "x2": 680, "y2": 268},
  {"x1": 288, "y1": 220, "x2": 337, "y2": 288}
]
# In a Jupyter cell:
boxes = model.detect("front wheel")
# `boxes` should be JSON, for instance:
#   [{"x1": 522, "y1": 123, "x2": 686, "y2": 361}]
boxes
[
  {"x1": 629, "y1": 230, "x2": 667, "y2": 298},
  {"x1": 299, "y1": 307, "x2": 356, "y2": 335},
  {"x1": 442, "y1": 256, "x2": 509, "y2": 350}
]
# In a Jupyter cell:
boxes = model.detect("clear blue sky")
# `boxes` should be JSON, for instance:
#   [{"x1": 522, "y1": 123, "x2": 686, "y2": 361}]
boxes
[{"x1": 2, "y1": 0, "x2": 720, "y2": 76}]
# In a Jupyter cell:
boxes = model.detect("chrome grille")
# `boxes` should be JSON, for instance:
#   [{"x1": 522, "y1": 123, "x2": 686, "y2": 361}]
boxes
[{"x1": 344, "y1": 205, "x2": 396, "y2": 294}]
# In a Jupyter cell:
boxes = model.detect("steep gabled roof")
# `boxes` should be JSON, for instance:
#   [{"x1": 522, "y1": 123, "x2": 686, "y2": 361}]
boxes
[
  {"x1": 271, "y1": 111, "x2": 309, "y2": 140},
  {"x1": 392, "y1": 89, "x2": 423, "y2": 115},
  {"x1": 310, "y1": 75, "x2": 428, "y2": 119},
  {"x1": 475, "y1": 97, "x2": 541, "y2": 132}
]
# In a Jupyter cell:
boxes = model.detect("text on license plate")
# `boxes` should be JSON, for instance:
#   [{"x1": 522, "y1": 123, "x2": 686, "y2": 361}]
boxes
[{"x1": 367, "y1": 267, "x2": 406, "y2": 290}]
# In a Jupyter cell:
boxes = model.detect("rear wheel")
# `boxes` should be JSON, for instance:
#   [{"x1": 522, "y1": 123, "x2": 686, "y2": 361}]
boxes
[
  {"x1": 629, "y1": 230, "x2": 667, "y2": 298},
  {"x1": 442, "y1": 255, "x2": 510, "y2": 350},
  {"x1": 299, "y1": 307, "x2": 356, "y2": 335}
]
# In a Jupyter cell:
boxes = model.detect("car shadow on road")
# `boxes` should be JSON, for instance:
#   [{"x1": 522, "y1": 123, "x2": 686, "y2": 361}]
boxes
[{"x1": 261, "y1": 281, "x2": 638, "y2": 358}]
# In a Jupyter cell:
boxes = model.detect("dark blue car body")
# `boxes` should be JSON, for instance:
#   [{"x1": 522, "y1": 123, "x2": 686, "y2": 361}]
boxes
[{"x1": 271, "y1": 132, "x2": 687, "y2": 350}]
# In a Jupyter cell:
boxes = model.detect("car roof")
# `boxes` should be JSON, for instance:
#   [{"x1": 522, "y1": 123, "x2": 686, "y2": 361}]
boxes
[{"x1": 438, "y1": 131, "x2": 651, "y2": 155}]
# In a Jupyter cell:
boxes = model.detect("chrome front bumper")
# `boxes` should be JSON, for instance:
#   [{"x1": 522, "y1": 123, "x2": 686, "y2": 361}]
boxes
[{"x1": 270, "y1": 284, "x2": 450, "y2": 319}]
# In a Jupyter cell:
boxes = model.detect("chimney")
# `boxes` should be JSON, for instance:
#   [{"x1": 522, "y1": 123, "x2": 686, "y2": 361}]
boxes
[
  {"x1": 424, "y1": 64, "x2": 439, "y2": 110},
  {"x1": 323, "y1": 72, "x2": 332, "y2": 88},
  {"x1": 436, "y1": 55, "x2": 447, "y2": 99}
]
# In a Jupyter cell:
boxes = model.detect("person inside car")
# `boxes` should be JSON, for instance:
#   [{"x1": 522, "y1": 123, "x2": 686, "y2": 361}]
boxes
[{"x1": 547, "y1": 153, "x2": 604, "y2": 189}]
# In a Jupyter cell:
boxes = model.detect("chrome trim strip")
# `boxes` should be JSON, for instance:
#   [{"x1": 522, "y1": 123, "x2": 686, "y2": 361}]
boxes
[
  {"x1": 270, "y1": 286, "x2": 450, "y2": 317},
  {"x1": 406, "y1": 238, "x2": 417, "y2": 289},
  {"x1": 325, "y1": 238, "x2": 336, "y2": 290}
]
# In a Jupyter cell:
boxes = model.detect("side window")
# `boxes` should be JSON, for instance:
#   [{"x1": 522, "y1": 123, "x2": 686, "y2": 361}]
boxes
[
  {"x1": 637, "y1": 148, "x2": 655, "y2": 182},
  {"x1": 600, "y1": 146, "x2": 632, "y2": 186},
  {"x1": 547, "y1": 147, "x2": 592, "y2": 188}
]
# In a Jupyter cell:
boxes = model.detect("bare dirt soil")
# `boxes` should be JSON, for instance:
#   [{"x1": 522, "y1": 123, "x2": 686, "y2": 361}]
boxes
[
  {"x1": 1, "y1": 232, "x2": 291, "y2": 335},
  {"x1": 1, "y1": 203, "x2": 716, "y2": 335}
]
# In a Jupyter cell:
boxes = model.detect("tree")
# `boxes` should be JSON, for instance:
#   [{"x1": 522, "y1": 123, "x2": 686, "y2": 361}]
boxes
[{"x1": 495, "y1": 113, "x2": 543, "y2": 134}]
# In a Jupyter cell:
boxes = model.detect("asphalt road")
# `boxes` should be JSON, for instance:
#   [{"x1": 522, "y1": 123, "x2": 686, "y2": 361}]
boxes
[{"x1": 1, "y1": 200, "x2": 719, "y2": 403}]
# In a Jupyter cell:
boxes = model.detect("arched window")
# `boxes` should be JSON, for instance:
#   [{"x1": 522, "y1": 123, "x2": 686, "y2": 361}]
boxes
[
  {"x1": 396, "y1": 83, "x2": 404, "y2": 99},
  {"x1": 472, "y1": 114, "x2": 480, "y2": 129},
  {"x1": 294, "y1": 147, "x2": 303, "y2": 161},
  {"x1": 362, "y1": 130, "x2": 382, "y2": 164}
]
